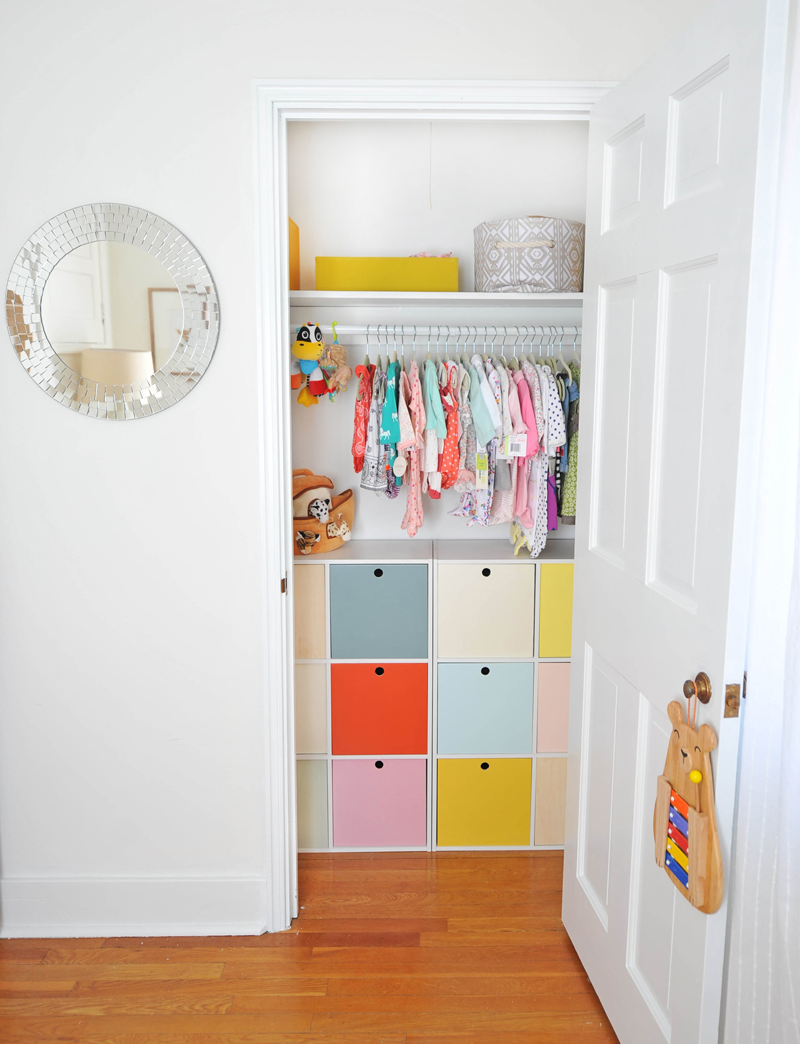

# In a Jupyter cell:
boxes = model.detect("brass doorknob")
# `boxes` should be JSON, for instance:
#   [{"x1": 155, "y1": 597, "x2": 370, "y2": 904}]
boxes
[{"x1": 683, "y1": 672, "x2": 712, "y2": 704}]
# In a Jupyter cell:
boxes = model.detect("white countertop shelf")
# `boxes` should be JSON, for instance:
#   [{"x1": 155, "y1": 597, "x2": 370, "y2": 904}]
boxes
[
  {"x1": 293, "y1": 539, "x2": 434, "y2": 563},
  {"x1": 290, "y1": 290, "x2": 583, "y2": 309},
  {"x1": 292, "y1": 538, "x2": 574, "y2": 564},
  {"x1": 434, "y1": 539, "x2": 574, "y2": 563}
]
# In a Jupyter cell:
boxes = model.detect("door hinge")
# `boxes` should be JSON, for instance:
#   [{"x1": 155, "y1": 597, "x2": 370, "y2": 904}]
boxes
[
  {"x1": 725, "y1": 681, "x2": 741, "y2": 718},
  {"x1": 280, "y1": 575, "x2": 288, "y2": 594}
]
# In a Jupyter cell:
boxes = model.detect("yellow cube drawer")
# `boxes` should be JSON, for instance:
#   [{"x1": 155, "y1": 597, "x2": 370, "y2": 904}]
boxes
[
  {"x1": 438, "y1": 563, "x2": 535, "y2": 658},
  {"x1": 437, "y1": 758, "x2": 532, "y2": 847},
  {"x1": 534, "y1": 756, "x2": 568, "y2": 845},
  {"x1": 294, "y1": 564, "x2": 326, "y2": 660},
  {"x1": 315, "y1": 256, "x2": 459, "y2": 292},
  {"x1": 538, "y1": 564, "x2": 574, "y2": 658}
]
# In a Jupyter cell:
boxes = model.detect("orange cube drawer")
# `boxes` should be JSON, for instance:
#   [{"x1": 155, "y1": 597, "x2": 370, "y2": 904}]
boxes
[{"x1": 331, "y1": 663, "x2": 428, "y2": 755}]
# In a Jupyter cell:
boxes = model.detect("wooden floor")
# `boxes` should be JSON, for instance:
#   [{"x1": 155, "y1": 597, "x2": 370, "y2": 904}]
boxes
[{"x1": 0, "y1": 851, "x2": 619, "y2": 1043}]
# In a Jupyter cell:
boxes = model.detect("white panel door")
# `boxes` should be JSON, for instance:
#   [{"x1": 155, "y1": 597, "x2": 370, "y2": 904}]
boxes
[
  {"x1": 41, "y1": 242, "x2": 110, "y2": 347},
  {"x1": 562, "y1": 2, "x2": 787, "y2": 1042}
]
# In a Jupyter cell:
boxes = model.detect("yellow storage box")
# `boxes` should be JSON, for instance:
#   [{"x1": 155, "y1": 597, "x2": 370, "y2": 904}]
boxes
[
  {"x1": 315, "y1": 256, "x2": 458, "y2": 292},
  {"x1": 437, "y1": 758, "x2": 532, "y2": 846}
]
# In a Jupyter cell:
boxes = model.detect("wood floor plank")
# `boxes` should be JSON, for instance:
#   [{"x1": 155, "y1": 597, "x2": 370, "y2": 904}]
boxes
[
  {"x1": 309, "y1": 1010, "x2": 613, "y2": 1033},
  {"x1": 229, "y1": 991, "x2": 605, "y2": 1015},
  {"x1": 325, "y1": 972, "x2": 595, "y2": 996},
  {"x1": 41, "y1": 947, "x2": 316, "y2": 965},
  {"x1": 0, "y1": 963, "x2": 224, "y2": 981},
  {"x1": 219, "y1": 958, "x2": 586, "y2": 980},
  {"x1": 2, "y1": 852, "x2": 617, "y2": 1044}
]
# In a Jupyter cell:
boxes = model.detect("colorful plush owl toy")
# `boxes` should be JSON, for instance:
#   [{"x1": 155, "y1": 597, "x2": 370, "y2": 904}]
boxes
[{"x1": 291, "y1": 322, "x2": 327, "y2": 406}]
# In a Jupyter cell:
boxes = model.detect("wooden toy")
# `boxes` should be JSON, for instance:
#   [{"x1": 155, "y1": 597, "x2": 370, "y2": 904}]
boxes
[
  {"x1": 653, "y1": 700, "x2": 723, "y2": 913},
  {"x1": 292, "y1": 469, "x2": 355, "y2": 555}
]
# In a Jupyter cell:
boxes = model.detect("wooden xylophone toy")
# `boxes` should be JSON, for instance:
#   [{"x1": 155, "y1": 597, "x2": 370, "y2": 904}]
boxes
[{"x1": 653, "y1": 701, "x2": 723, "y2": 914}]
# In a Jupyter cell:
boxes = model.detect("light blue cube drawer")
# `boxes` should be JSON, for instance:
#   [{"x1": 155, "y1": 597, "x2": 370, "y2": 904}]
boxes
[
  {"x1": 438, "y1": 662, "x2": 534, "y2": 755},
  {"x1": 329, "y1": 564, "x2": 428, "y2": 660}
]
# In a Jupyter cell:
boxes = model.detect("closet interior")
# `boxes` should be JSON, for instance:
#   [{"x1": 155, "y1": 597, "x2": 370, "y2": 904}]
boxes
[{"x1": 289, "y1": 118, "x2": 588, "y2": 854}]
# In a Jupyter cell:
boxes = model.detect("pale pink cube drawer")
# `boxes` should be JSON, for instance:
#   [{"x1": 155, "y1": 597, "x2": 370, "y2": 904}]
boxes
[
  {"x1": 537, "y1": 663, "x2": 570, "y2": 753},
  {"x1": 332, "y1": 758, "x2": 427, "y2": 847}
]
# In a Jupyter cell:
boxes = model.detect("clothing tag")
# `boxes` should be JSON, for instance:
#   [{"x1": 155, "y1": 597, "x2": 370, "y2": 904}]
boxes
[
  {"x1": 497, "y1": 434, "x2": 527, "y2": 459},
  {"x1": 475, "y1": 452, "x2": 489, "y2": 489}
]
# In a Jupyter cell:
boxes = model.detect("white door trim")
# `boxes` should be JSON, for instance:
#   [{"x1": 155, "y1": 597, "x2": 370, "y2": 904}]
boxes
[{"x1": 252, "y1": 79, "x2": 615, "y2": 932}]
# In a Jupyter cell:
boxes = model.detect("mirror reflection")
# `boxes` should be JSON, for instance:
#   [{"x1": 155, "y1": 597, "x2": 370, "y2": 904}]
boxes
[{"x1": 41, "y1": 241, "x2": 184, "y2": 384}]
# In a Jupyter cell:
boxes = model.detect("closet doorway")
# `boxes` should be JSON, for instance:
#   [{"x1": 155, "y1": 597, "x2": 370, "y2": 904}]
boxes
[{"x1": 256, "y1": 7, "x2": 785, "y2": 1034}]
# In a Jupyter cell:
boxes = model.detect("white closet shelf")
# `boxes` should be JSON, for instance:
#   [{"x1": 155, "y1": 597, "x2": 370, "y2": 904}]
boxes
[
  {"x1": 293, "y1": 539, "x2": 434, "y2": 563},
  {"x1": 290, "y1": 290, "x2": 583, "y2": 308},
  {"x1": 435, "y1": 539, "x2": 574, "y2": 563},
  {"x1": 292, "y1": 538, "x2": 574, "y2": 564}
]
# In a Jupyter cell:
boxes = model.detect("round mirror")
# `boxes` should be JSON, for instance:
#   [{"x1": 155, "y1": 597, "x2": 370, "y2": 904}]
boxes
[
  {"x1": 6, "y1": 203, "x2": 219, "y2": 420},
  {"x1": 41, "y1": 241, "x2": 185, "y2": 387}
]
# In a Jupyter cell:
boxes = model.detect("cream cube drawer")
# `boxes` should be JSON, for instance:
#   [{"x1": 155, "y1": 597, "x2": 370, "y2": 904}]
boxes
[{"x1": 437, "y1": 563, "x2": 535, "y2": 658}]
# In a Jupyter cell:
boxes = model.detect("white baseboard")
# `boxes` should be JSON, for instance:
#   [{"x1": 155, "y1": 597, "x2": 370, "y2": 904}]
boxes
[{"x1": 0, "y1": 876, "x2": 271, "y2": 938}]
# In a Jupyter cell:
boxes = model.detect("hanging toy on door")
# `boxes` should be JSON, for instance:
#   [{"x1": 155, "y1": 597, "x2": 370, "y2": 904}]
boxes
[
  {"x1": 291, "y1": 322, "x2": 328, "y2": 406},
  {"x1": 653, "y1": 676, "x2": 723, "y2": 914},
  {"x1": 319, "y1": 321, "x2": 352, "y2": 400}
]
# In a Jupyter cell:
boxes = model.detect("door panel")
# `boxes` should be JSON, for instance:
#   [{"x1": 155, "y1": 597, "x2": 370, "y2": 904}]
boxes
[
  {"x1": 437, "y1": 758, "x2": 531, "y2": 846},
  {"x1": 330, "y1": 564, "x2": 428, "y2": 660},
  {"x1": 331, "y1": 663, "x2": 427, "y2": 754},
  {"x1": 563, "y1": 2, "x2": 787, "y2": 1042},
  {"x1": 438, "y1": 563, "x2": 535, "y2": 658},
  {"x1": 438, "y1": 662, "x2": 533, "y2": 755}
]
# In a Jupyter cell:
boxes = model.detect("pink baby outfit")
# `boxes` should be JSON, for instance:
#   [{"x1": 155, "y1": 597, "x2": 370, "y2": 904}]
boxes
[{"x1": 400, "y1": 362, "x2": 426, "y2": 538}]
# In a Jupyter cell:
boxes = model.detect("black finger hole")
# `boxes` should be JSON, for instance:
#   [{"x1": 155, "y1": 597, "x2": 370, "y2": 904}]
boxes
[
  {"x1": 375, "y1": 667, "x2": 385, "y2": 676},
  {"x1": 481, "y1": 667, "x2": 490, "y2": 676},
  {"x1": 374, "y1": 568, "x2": 383, "y2": 578},
  {"x1": 481, "y1": 762, "x2": 490, "y2": 770},
  {"x1": 375, "y1": 760, "x2": 384, "y2": 769},
  {"x1": 482, "y1": 568, "x2": 491, "y2": 577}
]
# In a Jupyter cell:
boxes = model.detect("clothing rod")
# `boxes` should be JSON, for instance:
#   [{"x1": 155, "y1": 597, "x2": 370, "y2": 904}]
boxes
[{"x1": 290, "y1": 324, "x2": 582, "y2": 344}]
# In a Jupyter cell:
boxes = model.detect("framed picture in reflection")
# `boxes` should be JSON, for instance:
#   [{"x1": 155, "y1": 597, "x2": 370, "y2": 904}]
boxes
[{"x1": 148, "y1": 287, "x2": 185, "y2": 372}]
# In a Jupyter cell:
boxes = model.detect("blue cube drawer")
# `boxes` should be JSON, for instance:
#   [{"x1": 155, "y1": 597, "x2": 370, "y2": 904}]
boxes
[
  {"x1": 438, "y1": 662, "x2": 534, "y2": 755},
  {"x1": 329, "y1": 564, "x2": 428, "y2": 660}
]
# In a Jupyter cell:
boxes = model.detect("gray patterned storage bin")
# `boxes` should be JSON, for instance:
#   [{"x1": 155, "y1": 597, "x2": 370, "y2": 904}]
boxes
[{"x1": 474, "y1": 216, "x2": 585, "y2": 293}]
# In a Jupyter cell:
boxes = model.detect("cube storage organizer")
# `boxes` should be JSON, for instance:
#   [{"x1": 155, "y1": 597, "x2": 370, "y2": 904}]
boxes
[{"x1": 294, "y1": 540, "x2": 574, "y2": 851}]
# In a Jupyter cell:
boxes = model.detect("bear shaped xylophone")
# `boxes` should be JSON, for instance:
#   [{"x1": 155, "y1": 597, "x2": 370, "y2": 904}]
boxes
[{"x1": 653, "y1": 701, "x2": 723, "y2": 914}]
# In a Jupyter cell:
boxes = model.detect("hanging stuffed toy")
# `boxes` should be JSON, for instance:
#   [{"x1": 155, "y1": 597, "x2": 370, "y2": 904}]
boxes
[
  {"x1": 653, "y1": 690, "x2": 723, "y2": 914},
  {"x1": 319, "y1": 321, "x2": 352, "y2": 400},
  {"x1": 291, "y1": 322, "x2": 328, "y2": 406}
]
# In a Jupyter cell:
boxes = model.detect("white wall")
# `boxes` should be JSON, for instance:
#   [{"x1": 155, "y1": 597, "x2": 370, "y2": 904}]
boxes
[
  {"x1": 0, "y1": 0, "x2": 707, "y2": 936},
  {"x1": 289, "y1": 118, "x2": 588, "y2": 540}
]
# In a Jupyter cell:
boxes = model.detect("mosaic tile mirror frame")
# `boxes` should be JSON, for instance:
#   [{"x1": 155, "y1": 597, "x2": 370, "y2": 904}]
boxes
[{"x1": 5, "y1": 204, "x2": 219, "y2": 420}]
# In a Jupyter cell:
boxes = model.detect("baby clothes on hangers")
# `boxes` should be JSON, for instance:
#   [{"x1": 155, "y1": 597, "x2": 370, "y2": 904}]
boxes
[
  {"x1": 361, "y1": 366, "x2": 388, "y2": 492},
  {"x1": 381, "y1": 360, "x2": 401, "y2": 497},
  {"x1": 352, "y1": 363, "x2": 375, "y2": 474},
  {"x1": 454, "y1": 364, "x2": 476, "y2": 491},
  {"x1": 423, "y1": 358, "x2": 446, "y2": 499},
  {"x1": 440, "y1": 362, "x2": 461, "y2": 490},
  {"x1": 560, "y1": 362, "x2": 580, "y2": 525},
  {"x1": 400, "y1": 361, "x2": 426, "y2": 537}
]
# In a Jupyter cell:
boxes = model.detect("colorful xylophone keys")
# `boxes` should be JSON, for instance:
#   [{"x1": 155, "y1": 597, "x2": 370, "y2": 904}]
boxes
[{"x1": 665, "y1": 788, "x2": 690, "y2": 890}]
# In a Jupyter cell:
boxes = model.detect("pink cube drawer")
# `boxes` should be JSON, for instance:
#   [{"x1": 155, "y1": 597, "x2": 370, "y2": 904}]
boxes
[
  {"x1": 332, "y1": 758, "x2": 427, "y2": 848},
  {"x1": 537, "y1": 663, "x2": 570, "y2": 753}
]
